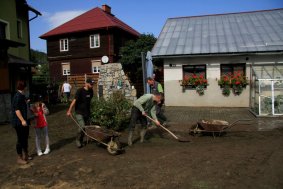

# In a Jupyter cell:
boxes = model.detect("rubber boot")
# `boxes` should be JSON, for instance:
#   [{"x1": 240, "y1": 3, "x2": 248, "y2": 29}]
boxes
[
  {"x1": 140, "y1": 128, "x2": 147, "y2": 143},
  {"x1": 76, "y1": 132, "x2": 83, "y2": 148},
  {"x1": 17, "y1": 155, "x2": 27, "y2": 165},
  {"x1": 22, "y1": 151, "x2": 32, "y2": 161},
  {"x1": 128, "y1": 131, "x2": 133, "y2": 146}
]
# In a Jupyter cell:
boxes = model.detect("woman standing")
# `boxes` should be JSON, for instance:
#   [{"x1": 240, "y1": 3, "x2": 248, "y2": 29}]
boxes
[{"x1": 11, "y1": 80, "x2": 30, "y2": 164}]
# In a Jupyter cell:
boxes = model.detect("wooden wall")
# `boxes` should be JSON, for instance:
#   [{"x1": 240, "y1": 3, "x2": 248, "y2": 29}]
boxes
[
  {"x1": 46, "y1": 28, "x2": 139, "y2": 84},
  {"x1": 67, "y1": 73, "x2": 99, "y2": 96}
]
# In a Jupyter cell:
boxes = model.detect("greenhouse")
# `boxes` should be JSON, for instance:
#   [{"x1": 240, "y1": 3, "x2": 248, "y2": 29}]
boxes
[{"x1": 250, "y1": 64, "x2": 283, "y2": 116}]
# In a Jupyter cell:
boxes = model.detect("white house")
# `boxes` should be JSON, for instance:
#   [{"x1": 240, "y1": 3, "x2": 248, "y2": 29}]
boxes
[{"x1": 152, "y1": 9, "x2": 283, "y2": 116}]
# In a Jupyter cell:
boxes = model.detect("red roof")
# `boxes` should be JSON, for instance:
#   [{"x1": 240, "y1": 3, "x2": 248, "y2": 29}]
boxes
[{"x1": 40, "y1": 7, "x2": 140, "y2": 39}]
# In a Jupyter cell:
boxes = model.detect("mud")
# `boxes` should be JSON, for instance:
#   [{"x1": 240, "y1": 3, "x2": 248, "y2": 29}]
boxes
[{"x1": 0, "y1": 104, "x2": 283, "y2": 189}]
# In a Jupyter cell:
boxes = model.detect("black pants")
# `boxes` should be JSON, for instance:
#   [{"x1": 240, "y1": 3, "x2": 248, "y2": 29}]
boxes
[
  {"x1": 156, "y1": 104, "x2": 167, "y2": 124},
  {"x1": 14, "y1": 125, "x2": 29, "y2": 155},
  {"x1": 128, "y1": 107, "x2": 147, "y2": 131}
]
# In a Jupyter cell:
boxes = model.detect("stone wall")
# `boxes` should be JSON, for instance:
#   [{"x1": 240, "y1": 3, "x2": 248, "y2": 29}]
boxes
[{"x1": 98, "y1": 63, "x2": 137, "y2": 102}]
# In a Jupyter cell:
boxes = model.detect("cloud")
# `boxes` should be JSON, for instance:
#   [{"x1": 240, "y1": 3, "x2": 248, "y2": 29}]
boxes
[{"x1": 43, "y1": 10, "x2": 86, "y2": 29}]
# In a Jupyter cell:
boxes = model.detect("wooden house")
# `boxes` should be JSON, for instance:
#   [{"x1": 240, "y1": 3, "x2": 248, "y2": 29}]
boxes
[{"x1": 40, "y1": 5, "x2": 140, "y2": 83}]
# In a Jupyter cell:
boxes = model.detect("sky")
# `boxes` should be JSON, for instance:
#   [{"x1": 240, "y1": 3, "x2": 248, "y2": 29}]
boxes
[{"x1": 28, "y1": 0, "x2": 283, "y2": 52}]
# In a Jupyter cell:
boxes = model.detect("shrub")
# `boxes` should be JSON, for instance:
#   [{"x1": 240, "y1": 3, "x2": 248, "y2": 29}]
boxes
[{"x1": 90, "y1": 91, "x2": 132, "y2": 131}]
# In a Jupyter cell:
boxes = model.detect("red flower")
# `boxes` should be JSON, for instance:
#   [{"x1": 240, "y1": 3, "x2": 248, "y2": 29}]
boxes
[{"x1": 184, "y1": 75, "x2": 189, "y2": 81}]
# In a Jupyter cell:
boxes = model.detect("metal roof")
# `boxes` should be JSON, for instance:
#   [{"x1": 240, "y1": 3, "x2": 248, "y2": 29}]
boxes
[{"x1": 152, "y1": 9, "x2": 283, "y2": 57}]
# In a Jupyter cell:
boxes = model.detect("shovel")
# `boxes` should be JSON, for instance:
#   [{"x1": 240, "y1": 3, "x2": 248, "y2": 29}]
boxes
[{"x1": 145, "y1": 115, "x2": 191, "y2": 142}]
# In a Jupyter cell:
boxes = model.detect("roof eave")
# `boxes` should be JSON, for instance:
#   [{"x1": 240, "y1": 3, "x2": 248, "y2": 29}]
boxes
[
  {"x1": 152, "y1": 51, "x2": 283, "y2": 59},
  {"x1": 40, "y1": 26, "x2": 140, "y2": 39}
]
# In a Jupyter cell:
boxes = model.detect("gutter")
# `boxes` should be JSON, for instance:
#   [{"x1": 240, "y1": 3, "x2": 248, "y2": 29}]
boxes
[
  {"x1": 27, "y1": 5, "x2": 42, "y2": 21},
  {"x1": 152, "y1": 51, "x2": 283, "y2": 59}
]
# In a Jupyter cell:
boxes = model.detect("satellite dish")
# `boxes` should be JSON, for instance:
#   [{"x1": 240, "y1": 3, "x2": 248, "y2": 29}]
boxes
[{"x1": 101, "y1": 56, "x2": 109, "y2": 64}]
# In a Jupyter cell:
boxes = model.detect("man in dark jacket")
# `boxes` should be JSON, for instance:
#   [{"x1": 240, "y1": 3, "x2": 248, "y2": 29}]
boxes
[{"x1": 67, "y1": 78, "x2": 94, "y2": 148}]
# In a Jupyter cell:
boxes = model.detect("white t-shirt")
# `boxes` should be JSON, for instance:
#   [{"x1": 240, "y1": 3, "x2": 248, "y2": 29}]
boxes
[{"x1": 62, "y1": 83, "x2": 71, "y2": 93}]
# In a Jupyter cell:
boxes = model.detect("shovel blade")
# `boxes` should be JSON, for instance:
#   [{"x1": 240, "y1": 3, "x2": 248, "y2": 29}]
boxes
[{"x1": 177, "y1": 136, "x2": 191, "y2": 142}]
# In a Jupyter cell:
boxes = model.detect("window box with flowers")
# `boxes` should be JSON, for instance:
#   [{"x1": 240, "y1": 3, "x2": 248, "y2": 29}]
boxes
[
  {"x1": 180, "y1": 74, "x2": 208, "y2": 96},
  {"x1": 218, "y1": 72, "x2": 248, "y2": 96}
]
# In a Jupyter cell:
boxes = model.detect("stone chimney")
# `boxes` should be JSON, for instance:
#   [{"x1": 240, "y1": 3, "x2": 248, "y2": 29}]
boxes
[{"x1": 102, "y1": 4, "x2": 111, "y2": 14}]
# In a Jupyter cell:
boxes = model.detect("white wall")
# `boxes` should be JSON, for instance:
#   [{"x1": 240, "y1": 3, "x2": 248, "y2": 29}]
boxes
[{"x1": 163, "y1": 54, "x2": 283, "y2": 107}]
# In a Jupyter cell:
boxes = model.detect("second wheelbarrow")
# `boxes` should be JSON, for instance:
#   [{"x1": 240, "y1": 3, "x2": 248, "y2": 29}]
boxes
[{"x1": 189, "y1": 119, "x2": 251, "y2": 138}]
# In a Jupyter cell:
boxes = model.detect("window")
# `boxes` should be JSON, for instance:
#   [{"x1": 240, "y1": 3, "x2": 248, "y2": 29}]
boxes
[
  {"x1": 220, "y1": 64, "x2": 246, "y2": 76},
  {"x1": 182, "y1": 65, "x2": 207, "y2": 89},
  {"x1": 90, "y1": 34, "x2": 100, "y2": 48},
  {"x1": 183, "y1": 65, "x2": 206, "y2": 78},
  {"x1": 0, "y1": 20, "x2": 9, "y2": 39},
  {"x1": 60, "y1": 39, "x2": 68, "y2": 51},
  {"x1": 62, "y1": 63, "x2": 70, "y2": 75},
  {"x1": 17, "y1": 20, "x2": 22, "y2": 39},
  {"x1": 91, "y1": 60, "x2": 101, "y2": 73}
]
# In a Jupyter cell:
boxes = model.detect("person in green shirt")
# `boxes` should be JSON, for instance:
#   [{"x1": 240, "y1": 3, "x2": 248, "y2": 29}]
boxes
[
  {"x1": 147, "y1": 77, "x2": 167, "y2": 125},
  {"x1": 147, "y1": 77, "x2": 163, "y2": 94},
  {"x1": 128, "y1": 93, "x2": 163, "y2": 146}
]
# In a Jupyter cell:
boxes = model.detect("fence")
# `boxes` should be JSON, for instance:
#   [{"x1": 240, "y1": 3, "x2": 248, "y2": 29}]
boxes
[{"x1": 67, "y1": 73, "x2": 99, "y2": 96}]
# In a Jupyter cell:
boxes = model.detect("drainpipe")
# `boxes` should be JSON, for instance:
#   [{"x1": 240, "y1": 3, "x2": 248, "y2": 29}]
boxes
[
  {"x1": 141, "y1": 52, "x2": 147, "y2": 94},
  {"x1": 27, "y1": 4, "x2": 41, "y2": 96},
  {"x1": 107, "y1": 27, "x2": 111, "y2": 62}
]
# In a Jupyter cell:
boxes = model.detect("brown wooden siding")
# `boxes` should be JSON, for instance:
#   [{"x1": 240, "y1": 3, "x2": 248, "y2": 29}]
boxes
[
  {"x1": 47, "y1": 29, "x2": 114, "y2": 61},
  {"x1": 113, "y1": 28, "x2": 138, "y2": 62},
  {"x1": 46, "y1": 28, "x2": 139, "y2": 82},
  {"x1": 67, "y1": 73, "x2": 99, "y2": 96},
  {"x1": 50, "y1": 57, "x2": 96, "y2": 82}
]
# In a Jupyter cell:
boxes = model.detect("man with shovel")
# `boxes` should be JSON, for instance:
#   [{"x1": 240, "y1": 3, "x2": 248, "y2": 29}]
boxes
[{"x1": 128, "y1": 93, "x2": 163, "y2": 146}]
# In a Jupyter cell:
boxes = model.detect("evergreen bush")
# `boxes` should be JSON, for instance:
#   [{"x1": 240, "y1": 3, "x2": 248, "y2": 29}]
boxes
[{"x1": 90, "y1": 91, "x2": 132, "y2": 131}]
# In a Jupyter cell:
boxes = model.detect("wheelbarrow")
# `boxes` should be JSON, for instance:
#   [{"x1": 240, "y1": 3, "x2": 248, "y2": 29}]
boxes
[
  {"x1": 189, "y1": 119, "x2": 251, "y2": 138},
  {"x1": 70, "y1": 115, "x2": 122, "y2": 155}
]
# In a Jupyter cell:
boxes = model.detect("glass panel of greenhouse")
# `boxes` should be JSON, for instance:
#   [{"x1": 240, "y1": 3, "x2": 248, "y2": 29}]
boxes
[{"x1": 250, "y1": 64, "x2": 283, "y2": 116}]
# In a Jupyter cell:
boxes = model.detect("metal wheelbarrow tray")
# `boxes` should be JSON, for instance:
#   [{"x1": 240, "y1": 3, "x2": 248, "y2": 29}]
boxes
[
  {"x1": 189, "y1": 119, "x2": 251, "y2": 138},
  {"x1": 70, "y1": 115, "x2": 122, "y2": 155},
  {"x1": 84, "y1": 125, "x2": 122, "y2": 155}
]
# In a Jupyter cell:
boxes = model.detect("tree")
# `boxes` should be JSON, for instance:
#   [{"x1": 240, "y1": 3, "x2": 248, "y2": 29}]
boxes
[
  {"x1": 119, "y1": 34, "x2": 157, "y2": 85},
  {"x1": 30, "y1": 49, "x2": 49, "y2": 84}
]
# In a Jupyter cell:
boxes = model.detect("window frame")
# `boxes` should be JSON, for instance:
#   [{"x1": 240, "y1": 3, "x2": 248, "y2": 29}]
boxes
[
  {"x1": 182, "y1": 64, "x2": 207, "y2": 89},
  {"x1": 59, "y1": 38, "x2": 69, "y2": 52},
  {"x1": 17, "y1": 19, "x2": 22, "y2": 39},
  {"x1": 91, "y1": 60, "x2": 101, "y2": 73},
  {"x1": 62, "y1": 62, "x2": 70, "y2": 76},
  {"x1": 0, "y1": 19, "x2": 10, "y2": 39},
  {"x1": 183, "y1": 64, "x2": 207, "y2": 78},
  {"x1": 220, "y1": 63, "x2": 246, "y2": 76},
  {"x1": 89, "y1": 34, "x2": 100, "y2": 48}
]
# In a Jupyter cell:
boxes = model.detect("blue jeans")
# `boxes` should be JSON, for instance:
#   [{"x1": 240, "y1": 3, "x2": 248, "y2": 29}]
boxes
[{"x1": 34, "y1": 126, "x2": 49, "y2": 152}]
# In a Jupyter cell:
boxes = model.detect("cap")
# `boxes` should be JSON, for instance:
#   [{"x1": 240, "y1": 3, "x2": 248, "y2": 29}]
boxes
[{"x1": 86, "y1": 78, "x2": 95, "y2": 85}]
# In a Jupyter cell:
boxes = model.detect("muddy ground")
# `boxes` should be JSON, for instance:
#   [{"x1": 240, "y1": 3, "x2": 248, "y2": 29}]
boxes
[{"x1": 0, "y1": 104, "x2": 283, "y2": 189}]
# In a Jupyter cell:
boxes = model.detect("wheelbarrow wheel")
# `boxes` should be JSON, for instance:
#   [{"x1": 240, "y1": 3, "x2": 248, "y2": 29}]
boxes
[{"x1": 107, "y1": 140, "x2": 120, "y2": 155}]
